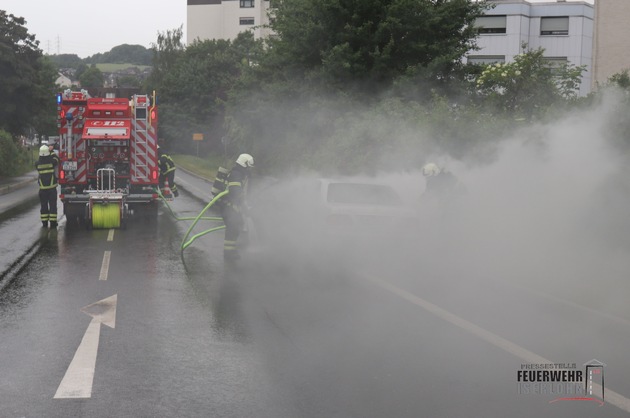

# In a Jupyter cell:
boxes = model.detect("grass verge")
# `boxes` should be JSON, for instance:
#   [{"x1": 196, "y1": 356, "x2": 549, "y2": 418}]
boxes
[
  {"x1": 172, "y1": 154, "x2": 224, "y2": 180},
  {"x1": 13, "y1": 148, "x2": 38, "y2": 176}
]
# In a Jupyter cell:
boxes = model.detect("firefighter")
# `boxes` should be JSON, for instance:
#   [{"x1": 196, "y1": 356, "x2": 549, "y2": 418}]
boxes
[
  {"x1": 222, "y1": 153, "x2": 254, "y2": 261},
  {"x1": 422, "y1": 163, "x2": 461, "y2": 197},
  {"x1": 49, "y1": 143, "x2": 60, "y2": 176},
  {"x1": 35, "y1": 145, "x2": 59, "y2": 228},
  {"x1": 158, "y1": 146, "x2": 179, "y2": 197}
]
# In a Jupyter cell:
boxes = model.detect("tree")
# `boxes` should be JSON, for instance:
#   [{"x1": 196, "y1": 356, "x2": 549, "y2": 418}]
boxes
[
  {"x1": 0, "y1": 129, "x2": 29, "y2": 176},
  {"x1": 155, "y1": 32, "x2": 264, "y2": 153},
  {"x1": 79, "y1": 65, "x2": 104, "y2": 88},
  {"x1": 0, "y1": 10, "x2": 57, "y2": 136},
  {"x1": 145, "y1": 26, "x2": 186, "y2": 93},
  {"x1": 48, "y1": 53, "x2": 84, "y2": 69},
  {"x1": 592, "y1": 70, "x2": 630, "y2": 151},
  {"x1": 473, "y1": 45, "x2": 585, "y2": 120},
  {"x1": 263, "y1": 0, "x2": 489, "y2": 94},
  {"x1": 32, "y1": 56, "x2": 59, "y2": 136},
  {"x1": 75, "y1": 62, "x2": 89, "y2": 80},
  {"x1": 117, "y1": 75, "x2": 141, "y2": 88},
  {"x1": 606, "y1": 69, "x2": 630, "y2": 90},
  {"x1": 86, "y1": 44, "x2": 152, "y2": 66}
]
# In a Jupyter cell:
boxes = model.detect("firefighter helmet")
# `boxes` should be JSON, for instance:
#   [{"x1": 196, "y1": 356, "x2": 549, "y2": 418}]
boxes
[
  {"x1": 236, "y1": 153, "x2": 254, "y2": 168},
  {"x1": 39, "y1": 145, "x2": 50, "y2": 156},
  {"x1": 422, "y1": 163, "x2": 440, "y2": 177}
]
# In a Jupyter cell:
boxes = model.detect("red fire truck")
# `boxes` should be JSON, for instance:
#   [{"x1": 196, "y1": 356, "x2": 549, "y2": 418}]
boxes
[{"x1": 56, "y1": 89, "x2": 160, "y2": 229}]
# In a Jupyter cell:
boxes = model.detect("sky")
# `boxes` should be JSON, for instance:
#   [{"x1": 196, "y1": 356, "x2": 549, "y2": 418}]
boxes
[{"x1": 1, "y1": 0, "x2": 187, "y2": 58}]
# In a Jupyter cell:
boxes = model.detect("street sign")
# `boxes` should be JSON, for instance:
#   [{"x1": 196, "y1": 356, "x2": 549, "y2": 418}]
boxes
[{"x1": 193, "y1": 133, "x2": 204, "y2": 141}]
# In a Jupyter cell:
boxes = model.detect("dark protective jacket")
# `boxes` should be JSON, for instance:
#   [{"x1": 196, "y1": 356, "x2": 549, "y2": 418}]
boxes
[
  {"x1": 224, "y1": 164, "x2": 249, "y2": 210},
  {"x1": 159, "y1": 153, "x2": 176, "y2": 175},
  {"x1": 425, "y1": 171, "x2": 459, "y2": 197},
  {"x1": 35, "y1": 155, "x2": 59, "y2": 190}
]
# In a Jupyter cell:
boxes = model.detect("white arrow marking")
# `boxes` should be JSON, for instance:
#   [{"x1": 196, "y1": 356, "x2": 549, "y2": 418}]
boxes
[{"x1": 54, "y1": 294, "x2": 117, "y2": 399}]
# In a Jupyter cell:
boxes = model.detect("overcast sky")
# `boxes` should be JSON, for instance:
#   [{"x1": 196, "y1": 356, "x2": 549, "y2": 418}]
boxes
[
  {"x1": 2, "y1": 0, "x2": 187, "y2": 58},
  {"x1": 1, "y1": 0, "x2": 593, "y2": 59}
]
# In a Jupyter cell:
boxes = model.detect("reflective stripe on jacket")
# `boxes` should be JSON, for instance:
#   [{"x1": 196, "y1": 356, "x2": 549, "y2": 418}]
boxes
[
  {"x1": 159, "y1": 154, "x2": 176, "y2": 175},
  {"x1": 35, "y1": 156, "x2": 58, "y2": 190},
  {"x1": 225, "y1": 164, "x2": 248, "y2": 210}
]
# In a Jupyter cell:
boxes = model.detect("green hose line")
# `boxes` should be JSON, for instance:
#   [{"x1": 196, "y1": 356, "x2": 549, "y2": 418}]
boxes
[
  {"x1": 181, "y1": 190, "x2": 229, "y2": 251},
  {"x1": 182, "y1": 225, "x2": 226, "y2": 251},
  {"x1": 92, "y1": 203, "x2": 121, "y2": 229}
]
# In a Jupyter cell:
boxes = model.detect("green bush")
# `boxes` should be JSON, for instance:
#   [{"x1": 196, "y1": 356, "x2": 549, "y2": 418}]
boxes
[{"x1": 0, "y1": 131, "x2": 34, "y2": 177}]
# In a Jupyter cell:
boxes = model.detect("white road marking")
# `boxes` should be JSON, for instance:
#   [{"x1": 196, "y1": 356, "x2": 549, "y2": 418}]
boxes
[
  {"x1": 362, "y1": 274, "x2": 630, "y2": 413},
  {"x1": 53, "y1": 318, "x2": 100, "y2": 399},
  {"x1": 507, "y1": 280, "x2": 630, "y2": 329},
  {"x1": 81, "y1": 294, "x2": 117, "y2": 329},
  {"x1": 99, "y1": 251, "x2": 111, "y2": 281},
  {"x1": 107, "y1": 229, "x2": 114, "y2": 241},
  {"x1": 54, "y1": 295, "x2": 117, "y2": 399}
]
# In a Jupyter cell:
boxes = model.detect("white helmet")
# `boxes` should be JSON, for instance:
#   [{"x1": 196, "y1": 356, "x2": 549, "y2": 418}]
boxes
[
  {"x1": 39, "y1": 145, "x2": 50, "y2": 156},
  {"x1": 422, "y1": 163, "x2": 440, "y2": 177},
  {"x1": 236, "y1": 153, "x2": 254, "y2": 168}
]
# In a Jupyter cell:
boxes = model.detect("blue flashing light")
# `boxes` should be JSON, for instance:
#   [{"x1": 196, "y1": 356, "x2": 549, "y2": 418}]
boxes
[
  {"x1": 56, "y1": 93, "x2": 62, "y2": 104},
  {"x1": 66, "y1": 112, "x2": 74, "y2": 121}
]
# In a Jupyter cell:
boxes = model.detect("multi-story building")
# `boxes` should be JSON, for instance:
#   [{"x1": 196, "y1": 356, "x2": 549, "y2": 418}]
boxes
[
  {"x1": 593, "y1": 0, "x2": 630, "y2": 89},
  {"x1": 187, "y1": 0, "x2": 600, "y2": 95},
  {"x1": 468, "y1": 0, "x2": 594, "y2": 96},
  {"x1": 187, "y1": 0, "x2": 273, "y2": 44}
]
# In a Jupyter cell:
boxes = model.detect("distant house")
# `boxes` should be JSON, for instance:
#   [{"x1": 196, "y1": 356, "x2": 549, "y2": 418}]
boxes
[{"x1": 55, "y1": 72, "x2": 72, "y2": 88}]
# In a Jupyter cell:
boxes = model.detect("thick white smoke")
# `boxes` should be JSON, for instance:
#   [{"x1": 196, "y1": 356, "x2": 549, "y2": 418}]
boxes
[{"x1": 399, "y1": 95, "x2": 630, "y2": 317}]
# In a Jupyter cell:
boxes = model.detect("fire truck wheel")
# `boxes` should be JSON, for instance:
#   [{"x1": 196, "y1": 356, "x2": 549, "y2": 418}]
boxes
[
  {"x1": 136, "y1": 202, "x2": 158, "y2": 224},
  {"x1": 85, "y1": 205, "x2": 92, "y2": 230}
]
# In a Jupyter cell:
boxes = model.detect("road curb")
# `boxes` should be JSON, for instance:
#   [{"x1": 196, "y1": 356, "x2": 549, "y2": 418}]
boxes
[
  {"x1": 177, "y1": 166, "x2": 213, "y2": 183},
  {"x1": 0, "y1": 177, "x2": 37, "y2": 196}
]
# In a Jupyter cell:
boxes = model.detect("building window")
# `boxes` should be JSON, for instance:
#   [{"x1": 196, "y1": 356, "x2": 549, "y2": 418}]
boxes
[
  {"x1": 540, "y1": 17, "x2": 569, "y2": 36},
  {"x1": 543, "y1": 57, "x2": 568, "y2": 75},
  {"x1": 475, "y1": 16, "x2": 506, "y2": 34},
  {"x1": 467, "y1": 55, "x2": 506, "y2": 65},
  {"x1": 240, "y1": 17, "x2": 255, "y2": 25},
  {"x1": 240, "y1": 0, "x2": 254, "y2": 7}
]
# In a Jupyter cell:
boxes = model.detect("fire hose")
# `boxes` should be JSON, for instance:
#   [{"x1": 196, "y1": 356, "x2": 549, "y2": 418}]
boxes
[
  {"x1": 91, "y1": 203, "x2": 121, "y2": 229},
  {"x1": 154, "y1": 187, "x2": 227, "y2": 251}
]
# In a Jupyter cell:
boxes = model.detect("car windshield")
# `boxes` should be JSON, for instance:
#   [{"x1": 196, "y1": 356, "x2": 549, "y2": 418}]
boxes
[{"x1": 326, "y1": 183, "x2": 402, "y2": 206}]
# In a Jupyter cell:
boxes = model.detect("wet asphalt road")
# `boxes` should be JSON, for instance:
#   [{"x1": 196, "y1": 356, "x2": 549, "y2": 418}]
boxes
[{"x1": 1, "y1": 171, "x2": 630, "y2": 417}]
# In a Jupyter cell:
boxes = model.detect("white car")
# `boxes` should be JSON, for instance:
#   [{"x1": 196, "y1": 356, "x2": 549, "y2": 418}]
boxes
[
  {"x1": 317, "y1": 179, "x2": 415, "y2": 235},
  {"x1": 249, "y1": 177, "x2": 417, "y2": 253}
]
